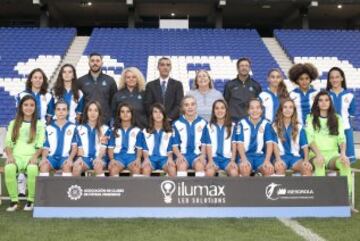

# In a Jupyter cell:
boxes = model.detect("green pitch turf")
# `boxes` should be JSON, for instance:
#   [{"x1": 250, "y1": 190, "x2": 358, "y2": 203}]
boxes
[{"x1": 0, "y1": 157, "x2": 359, "y2": 241}]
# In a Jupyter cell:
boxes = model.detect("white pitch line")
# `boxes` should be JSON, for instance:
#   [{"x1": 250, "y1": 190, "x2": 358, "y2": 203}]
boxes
[{"x1": 278, "y1": 218, "x2": 326, "y2": 241}]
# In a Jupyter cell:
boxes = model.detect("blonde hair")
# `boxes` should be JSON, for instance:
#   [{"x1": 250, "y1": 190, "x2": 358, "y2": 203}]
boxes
[
  {"x1": 193, "y1": 70, "x2": 214, "y2": 89},
  {"x1": 118, "y1": 67, "x2": 146, "y2": 91}
]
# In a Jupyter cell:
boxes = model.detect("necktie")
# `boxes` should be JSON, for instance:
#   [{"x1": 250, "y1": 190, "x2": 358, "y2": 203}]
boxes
[{"x1": 161, "y1": 81, "x2": 166, "y2": 98}]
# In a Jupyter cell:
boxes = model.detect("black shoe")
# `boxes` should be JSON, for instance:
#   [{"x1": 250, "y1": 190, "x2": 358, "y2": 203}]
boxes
[{"x1": 18, "y1": 193, "x2": 26, "y2": 198}]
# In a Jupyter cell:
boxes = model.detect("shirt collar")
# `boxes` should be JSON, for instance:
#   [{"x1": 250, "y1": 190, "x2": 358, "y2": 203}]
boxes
[{"x1": 160, "y1": 76, "x2": 170, "y2": 84}]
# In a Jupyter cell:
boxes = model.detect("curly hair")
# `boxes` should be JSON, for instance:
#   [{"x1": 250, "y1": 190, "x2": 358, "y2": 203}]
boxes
[
  {"x1": 118, "y1": 67, "x2": 145, "y2": 91},
  {"x1": 288, "y1": 63, "x2": 319, "y2": 84}
]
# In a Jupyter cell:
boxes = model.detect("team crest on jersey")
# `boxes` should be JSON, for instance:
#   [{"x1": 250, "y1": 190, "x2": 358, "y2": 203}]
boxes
[
  {"x1": 48, "y1": 131, "x2": 54, "y2": 136},
  {"x1": 67, "y1": 129, "x2": 72, "y2": 136},
  {"x1": 42, "y1": 95, "x2": 46, "y2": 101},
  {"x1": 243, "y1": 127, "x2": 249, "y2": 132},
  {"x1": 131, "y1": 131, "x2": 136, "y2": 138},
  {"x1": 164, "y1": 134, "x2": 169, "y2": 141},
  {"x1": 344, "y1": 97, "x2": 349, "y2": 103},
  {"x1": 102, "y1": 81, "x2": 107, "y2": 86},
  {"x1": 265, "y1": 97, "x2": 269, "y2": 101},
  {"x1": 197, "y1": 126, "x2": 203, "y2": 132},
  {"x1": 259, "y1": 126, "x2": 264, "y2": 133},
  {"x1": 249, "y1": 86, "x2": 254, "y2": 92}
]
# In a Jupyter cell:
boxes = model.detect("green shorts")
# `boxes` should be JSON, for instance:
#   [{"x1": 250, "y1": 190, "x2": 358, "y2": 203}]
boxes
[{"x1": 309, "y1": 151, "x2": 339, "y2": 166}]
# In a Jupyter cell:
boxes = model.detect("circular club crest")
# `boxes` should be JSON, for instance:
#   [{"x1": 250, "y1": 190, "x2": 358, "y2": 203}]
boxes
[
  {"x1": 67, "y1": 185, "x2": 83, "y2": 201},
  {"x1": 66, "y1": 129, "x2": 72, "y2": 136},
  {"x1": 197, "y1": 126, "x2": 203, "y2": 133},
  {"x1": 259, "y1": 126, "x2": 264, "y2": 133}
]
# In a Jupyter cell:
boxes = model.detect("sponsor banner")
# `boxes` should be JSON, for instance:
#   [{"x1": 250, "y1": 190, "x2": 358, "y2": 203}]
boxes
[{"x1": 34, "y1": 176, "x2": 350, "y2": 217}]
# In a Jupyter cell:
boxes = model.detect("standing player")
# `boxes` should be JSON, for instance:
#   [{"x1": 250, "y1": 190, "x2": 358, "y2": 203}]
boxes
[
  {"x1": 139, "y1": 103, "x2": 176, "y2": 176},
  {"x1": 259, "y1": 68, "x2": 289, "y2": 122},
  {"x1": 50, "y1": 64, "x2": 84, "y2": 123},
  {"x1": 4, "y1": 95, "x2": 45, "y2": 211},
  {"x1": 72, "y1": 101, "x2": 111, "y2": 177},
  {"x1": 201, "y1": 100, "x2": 238, "y2": 176},
  {"x1": 305, "y1": 91, "x2": 352, "y2": 198},
  {"x1": 173, "y1": 95, "x2": 207, "y2": 176},
  {"x1": 272, "y1": 98, "x2": 312, "y2": 176},
  {"x1": 236, "y1": 98, "x2": 275, "y2": 176},
  {"x1": 17, "y1": 68, "x2": 53, "y2": 123},
  {"x1": 326, "y1": 67, "x2": 356, "y2": 163},
  {"x1": 40, "y1": 100, "x2": 77, "y2": 177},
  {"x1": 108, "y1": 103, "x2": 142, "y2": 176},
  {"x1": 289, "y1": 63, "x2": 319, "y2": 125}
]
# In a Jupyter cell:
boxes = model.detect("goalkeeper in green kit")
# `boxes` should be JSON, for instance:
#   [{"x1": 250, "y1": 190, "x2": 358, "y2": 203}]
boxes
[
  {"x1": 4, "y1": 95, "x2": 45, "y2": 211},
  {"x1": 305, "y1": 91, "x2": 352, "y2": 200}
]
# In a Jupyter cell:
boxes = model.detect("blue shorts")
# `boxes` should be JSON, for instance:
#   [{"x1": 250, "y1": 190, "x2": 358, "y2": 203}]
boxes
[
  {"x1": 149, "y1": 156, "x2": 168, "y2": 170},
  {"x1": 114, "y1": 153, "x2": 136, "y2": 168},
  {"x1": 280, "y1": 154, "x2": 302, "y2": 169},
  {"x1": 82, "y1": 157, "x2": 106, "y2": 169},
  {"x1": 246, "y1": 154, "x2": 265, "y2": 171},
  {"x1": 213, "y1": 156, "x2": 231, "y2": 170},
  {"x1": 183, "y1": 153, "x2": 201, "y2": 168},
  {"x1": 47, "y1": 156, "x2": 67, "y2": 170},
  {"x1": 345, "y1": 128, "x2": 355, "y2": 163}
]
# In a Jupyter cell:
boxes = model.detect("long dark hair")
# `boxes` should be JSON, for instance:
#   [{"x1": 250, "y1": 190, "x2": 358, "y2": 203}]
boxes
[
  {"x1": 267, "y1": 68, "x2": 289, "y2": 99},
  {"x1": 82, "y1": 101, "x2": 103, "y2": 139},
  {"x1": 25, "y1": 68, "x2": 48, "y2": 95},
  {"x1": 147, "y1": 103, "x2": 172, "y2": 134},
  {"x1": 326, "y1": 67, "x2": 347, "y2": 91},
  {"x1": 12, "y1": 95, "x2": 38, "y2": 144},
  {"x1": 113, "y1": 103, "x2": 135, "y2": 137},
  {"x1": 210, "y1": 99, "x2": 232, "y2": 139},
  {"x1": 53, "y1": 64, "x2": 80, "y2": 102},
  {"x1": 311, "y1": 91, "x2": 339, "y2": 135},
  {"x1": 273, "y1": 98, "x2": 299, "y2": 143}
]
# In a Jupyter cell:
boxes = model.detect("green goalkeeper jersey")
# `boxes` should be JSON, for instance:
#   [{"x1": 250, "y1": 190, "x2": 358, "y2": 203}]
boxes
[{"x1": 305, "y1": 114, "x2": 345, "y2": 153}]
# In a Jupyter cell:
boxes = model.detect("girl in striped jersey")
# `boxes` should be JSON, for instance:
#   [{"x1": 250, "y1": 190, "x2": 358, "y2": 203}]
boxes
[
  {"x1": 173, "y1": 95, "x2": 207, "y2": 177},
  {"x1": 49, "y1": 64, "x2": 84, "y2": 124},
  {"x1": 138, "y1": 103, "x2": 176, "y2": 177},
  {"x1": 326, "y1": 67, "x2": 356, "y2": 163},
  {"x1": 107, "y1": 103, "x2": 142, "y2": 176},
  {"x1": 16, "y1": 68, "x2": 53, "y2": 123},
  {"x1": 201, "y1": 99, "x2": 238, "y2": 176},
  {"x1": 259, "y1": 68, "x2": 289, "y2": 122},
  {"x1": 72, "y1": 101, "x2": 111, "y2": 176},
  {"x1": 289, "y1": 63, "x2": 319, "y2": 125},
  {"x1": 236, "y1": 98, "x2": 276, "y2": 176},
  {"x1": 272, "y1": 98, "x2": 312, "y2": 176},
  {"x1": 40, "y1": 100, "x2": 77, "y2": 177}
]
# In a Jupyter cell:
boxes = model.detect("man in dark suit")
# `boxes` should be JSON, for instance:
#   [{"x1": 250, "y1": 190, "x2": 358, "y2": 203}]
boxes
[{"x1": 144, "y1": 57, "x2": 184, "y2": 121}]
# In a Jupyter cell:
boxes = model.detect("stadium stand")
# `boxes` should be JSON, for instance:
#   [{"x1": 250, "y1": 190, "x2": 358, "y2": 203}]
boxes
[{"x1": 76, "y1": 28, "x2": 280, "y2": 92}]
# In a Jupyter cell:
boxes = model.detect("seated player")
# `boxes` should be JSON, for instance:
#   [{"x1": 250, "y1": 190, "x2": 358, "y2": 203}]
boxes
[
  {"x1": 108, "y1": 103, "x2": 142, "y2": 176},
  {"x1": 236, "y1": 98, "x2": 275, "y2": 176},
  {"x1": 272, "y1": 98, "x2": 312, "y2": 176},
  {"x1": 40, "y1": 100, "x2": 77, "y2": 177},
  {"x1": 72, "y1": 101, "x2": 111, "y2": 176},
  {"x1": 172, "y1": 95, "x2": 207, "y2": 177},
  {"x1": 201, "y1": 99, "x2": 238, "y2": 176},
  {"x1": 138, "y1": 103, "x2": 176, "y2": 177}
]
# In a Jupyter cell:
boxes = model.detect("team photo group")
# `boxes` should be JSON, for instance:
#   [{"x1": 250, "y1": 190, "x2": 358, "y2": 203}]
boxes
[{"x1": 4, "y1": 52, "x2": 355, "y2": 212}]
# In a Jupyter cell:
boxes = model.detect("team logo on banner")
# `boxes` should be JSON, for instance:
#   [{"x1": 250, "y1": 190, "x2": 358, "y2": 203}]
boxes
[
  {"x1": 265, "y1": 182, "x2": 314, "y2": 201},
  {"x1": 160, "y1": 180, "x2": 176, "y2": 204},
  {"x1": 67, "y1": 185, "x2": 83, "y2": 201}
]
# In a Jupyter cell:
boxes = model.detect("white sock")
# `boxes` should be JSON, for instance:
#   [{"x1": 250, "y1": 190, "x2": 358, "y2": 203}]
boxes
[
  {"x1": 96, "y1": 173, "x2": 105, "y2": 177},
  {"x1": 177, "y1": 171, "x2": 187, "y2": 177},
  {"x1": 132, "y1": 174, "x2": 143, "y2": 177},
  {"x1": 195, "y1": 171, "x2": 205, "y2": 177},
  {"x1": 39, "y1": 172, "x2": 49, "y2": 176},
  {"x1": 62, "y1": 172, "x2": 72, "y2": 177}
]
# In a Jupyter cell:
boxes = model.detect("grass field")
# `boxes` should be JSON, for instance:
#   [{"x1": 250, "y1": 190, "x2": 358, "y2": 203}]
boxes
[{"x1": 0, "y1": 159, "x2": 360, "y2": 241}]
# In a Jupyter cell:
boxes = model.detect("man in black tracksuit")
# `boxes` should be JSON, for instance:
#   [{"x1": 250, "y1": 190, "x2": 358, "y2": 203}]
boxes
[
  {"x1": 223, "y1": 58, "x2": 262, "y2": 122},
  {"x1": 76, "y1": 53, "x2": 118, "y2": 124}
]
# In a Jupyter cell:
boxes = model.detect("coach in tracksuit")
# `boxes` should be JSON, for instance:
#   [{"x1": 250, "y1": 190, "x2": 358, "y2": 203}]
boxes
[
  {"x1": 76, "y1": 53, "x2": 118, "y2": 124},
  {"x1": 223, "y1": 57, "x2": 262, "y2": 122}
]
